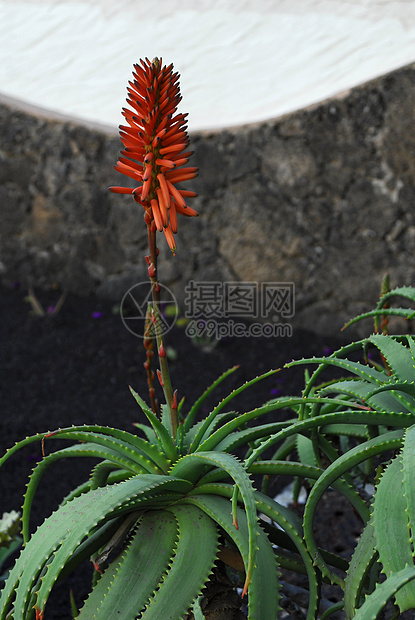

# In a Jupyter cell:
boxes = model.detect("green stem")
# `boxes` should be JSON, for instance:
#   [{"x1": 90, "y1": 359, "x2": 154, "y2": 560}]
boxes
[{"x1": 147, "y1": 223, "x2": 177, "y2": 437}]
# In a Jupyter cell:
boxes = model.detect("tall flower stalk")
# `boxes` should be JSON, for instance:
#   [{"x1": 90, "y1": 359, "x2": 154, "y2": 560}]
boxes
[{"x1": 110, "y1": 57, "x2": 198, "y2": 433}]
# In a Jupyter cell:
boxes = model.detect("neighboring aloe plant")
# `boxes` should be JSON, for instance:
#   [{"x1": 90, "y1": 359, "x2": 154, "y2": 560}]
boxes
[{"x1": 242, "y1": 285, "x2": 415, "y2": 618}]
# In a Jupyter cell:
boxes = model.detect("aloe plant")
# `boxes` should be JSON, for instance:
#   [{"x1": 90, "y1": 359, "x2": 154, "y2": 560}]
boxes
[
  {"x1": 3, "y1": 52, "x2": 415, "y2": 619},
  {"x1": 0, "y1": 368, "x2": 287, "y2": 619},
  {"x1": 247, "y1": 289, "x2": 415, "y2": 617}
]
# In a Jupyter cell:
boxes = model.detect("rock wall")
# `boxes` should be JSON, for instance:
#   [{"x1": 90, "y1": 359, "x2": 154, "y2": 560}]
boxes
[{"x1": 1, "y1": 62, "x2": 415, "y2": 335}]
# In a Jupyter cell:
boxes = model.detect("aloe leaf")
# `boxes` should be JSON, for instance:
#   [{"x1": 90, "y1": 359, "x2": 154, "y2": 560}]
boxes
[
  {"x1": 296, "y1": 433, "x2": 319, "y2": 469},
  {"x1": 21, "y1": 443, "x2": 152, "y2": 543},
  {"x1": 78, "y1": 510, "x2": 179, "y2": 618},
  {"x1": 364, "y1": 382, "x2": 415, "y2": 414},
  {"x1": 368, "y1": 334, "x2": 415, "y2": 383},
  {"x1": 42, "y1": 425, "x2": 171, "y2": 472},
  {"x1": 183, "y1": 411, "x2": 239, "y2": 453},
  {"x1": 245, "y1": 410, "x2": 413, "y2": 469},
  {"x1": 249, "y1": 460, "x2": 367, "y2": 519},
  {"x1": 161, "y1": 403, "x2": 173, "y2": 435},
  {"x1": 407, "y1": 335, "x2": 415, "y2": 363},
  {"x1": 344, "y1": 308, "x2": 415, "y2": 330},
  {"x1": 188, "y1": 370, "x2": 279, "y2": 453},
  {"x1": 0, "y1": 475, "x2": 192, "y2": 619},
  {"x1": 320, "y1": 423, "x2": 370, "y2": 438},
  {"x1": 197, "y1": 403, "x2": 292, "y2": 453},
  {"x1": 295, "y1": 340, "x2": 375, "y2": 399},
  {"x1": 303, "y1": 429, "x2": 404, "y2": 586},
  {"x1": 376, "y1": 285, "x2": 415, "y2": 308},
  {"x1": 254, "y1": 492, "x2": 318, "y2": 620},
  {"x1": 318, "y1": 379, "x2": 380, "y2": 401},
  {"x1": 286, "y1": 356, "x2": 387, "y2": 386},
  {"x1": 183, "y1": 365, "x2": 239, "y2": 433},
  {"x1": 63, "y1": 468, "x2": 133, "y2": 505},
  {"x1": 140, "y1": 505, "x2": 219, "y2": 620},
  {"x1": 132, "y1": 422, "x2": 158, "y2": 445},
  {"x1": 130, "y1": 387, "x2": 178, "y2": 461},
  {"x1": 372, "y1": 453, "x2": 415, "y2": 612},
  {"x1": 191, "y1": 596, "x2": 205, "y2": 620},
  {"x1": 352, "y1": 565, "x2": 415, "y2": 620},
  {"x1": 56, "y1": 517, "x2": 130, "y2": 585},
  {"x1": 211, "y1": 421, "x2": 291, "y2": 454},
  {"x1": 170, "y1": 451, "x2": 258, "y2": 595},
  {"x1": 90, "y1": 461, "x2": 130, "y2": 489},
  {"x1": 342, "y1": 286, "x2": 415, "y2": 330},
  {"x1": 184, "y1": 494, "x2": 279, "y2": 620},
  {"x1": 402, "y1": 425, "x2": 415, "y2": 563},
  {"x1": 344, "y1": 519, "x2": 380, "y2": 619}
]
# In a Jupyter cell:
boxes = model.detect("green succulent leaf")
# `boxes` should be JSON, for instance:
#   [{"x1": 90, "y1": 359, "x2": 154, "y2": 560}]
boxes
[
  {"x1": 140, "y1": 504, "x2": 219, "y2": 620},
  {"x1": 184, "y1": 494, "x2": 280, "y2": 620},
  {"x1": 78, "y1": 511, "x2": 177, "y2": 618},
  {"x1": 0, "y1": 475, "x2": 192, "y2": 619},
  {"x1": 130, "y1": 387, "x2": 178, "y2": 461},
  {"x1": 344, "y1": 519, "x2": 380, "y2": 619},
  {"x1": 170, "y1": 451, "x2": 258, "y2": 594},
  {"x1": 368, "y1": 334, "x2": 415, "y2": 382},
  {"x1": 183, "y1": 365, "x2": 239, "y2": 433},
  {"x1": 286, "y1": 355, "x2": 388, "y2": 387},
  {"x1": 196, "y1": 403, "x2": 292, "y2": 453},
  {"x1": 188, "y1": 370, "x2": 278, "y2": 453},
  {"x1": 343, "y1": 285, "x2": 415, "y2": 328},
  {"x1": 303, "y1": 429, "x2": 404, "y2": 586},
  {"x1": 245, "y1": 409, "x2": 413, "y2": 469},
  {"x1": 42, "y1": 425, "x2": 171, "y2": 472},
  {"x1": 372, "y1": 450, "x2": 415, "y2": 612},
  {"x1": 402, "y1": 425, "x2": 415, "y2": 556},
  {"x1": 79, "y1": 505, "x2": 219, "y2": 620},
  {"x1": 352, "y1": 565, "x2": 415, "y2": 620}
]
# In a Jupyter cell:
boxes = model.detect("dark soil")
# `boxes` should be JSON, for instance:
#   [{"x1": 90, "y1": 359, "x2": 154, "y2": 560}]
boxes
[{"x1": 0, "y1": 283, "x2": 366, "y2": 618}]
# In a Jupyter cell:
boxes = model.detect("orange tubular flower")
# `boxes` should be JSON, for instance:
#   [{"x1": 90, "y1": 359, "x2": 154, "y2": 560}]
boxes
[{"x1": 109, "y1": 57, "x2": 198, "y2": 253}]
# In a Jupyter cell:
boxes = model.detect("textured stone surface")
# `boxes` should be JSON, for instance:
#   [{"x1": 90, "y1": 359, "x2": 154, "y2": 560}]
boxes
[{"x1": 1, "y1": 62, "x2": 415, "y2": 336}]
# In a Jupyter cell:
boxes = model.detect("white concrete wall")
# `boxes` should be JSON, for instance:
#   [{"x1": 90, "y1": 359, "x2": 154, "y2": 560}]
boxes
[{"x1": 1, "y1": 0, "x2": 415, "y2": 131}]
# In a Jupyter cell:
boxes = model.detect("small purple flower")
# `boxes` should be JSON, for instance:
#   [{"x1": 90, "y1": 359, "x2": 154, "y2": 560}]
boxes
[
  {"x1": 47, "y1": 305, "x2": 56, "y2": 314},
  {"x1": 323, "y1": 347, "x2": 333, "y2": 356},
  {"x1": 92, "y1": 311, "x2": 103, "y2": 319},
  {"x1": 27, "y1": 453, "x2": 41, "y2": 463},
  {"x1": 270, "y1": 388, "x2": 282, "y2": 396}
]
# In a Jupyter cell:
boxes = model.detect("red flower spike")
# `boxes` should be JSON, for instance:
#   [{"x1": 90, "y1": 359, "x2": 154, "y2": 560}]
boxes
[
  {"x1": 157, "y1": 369, "x2": 164, "y2": 387},
  {"x1": 109, "y1": 57, "x2": 198, "y2": 252},
  {"x1": 159, "y1": 342, "x2": 166, "y2": 358}
]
